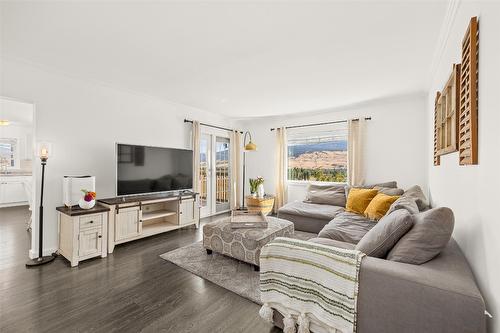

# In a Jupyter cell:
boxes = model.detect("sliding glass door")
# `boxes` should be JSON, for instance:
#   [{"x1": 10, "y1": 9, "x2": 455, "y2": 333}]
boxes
[
  {"x1": 199, "y1": 133, "x2": 211, "y2": 217},
  {"x1": 199, "y1": 130, "x2": 231, "y2": 217},
  {"x1": 215, "y1": 137, "x2": 230, "y2": 212}
]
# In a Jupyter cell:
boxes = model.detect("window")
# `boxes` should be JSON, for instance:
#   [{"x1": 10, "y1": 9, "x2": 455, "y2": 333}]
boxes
[
  {"x1": 287, "y1": 123, "x2": 348, "y2": 183},
  {"x1": 0, "y1": 138, "x2": 19, "y2": 169}
]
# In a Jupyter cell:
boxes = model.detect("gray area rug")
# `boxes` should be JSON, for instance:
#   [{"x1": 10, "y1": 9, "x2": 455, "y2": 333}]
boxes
[{"x1": 160, "y1": 231, "x2": 315, "y2": 304}]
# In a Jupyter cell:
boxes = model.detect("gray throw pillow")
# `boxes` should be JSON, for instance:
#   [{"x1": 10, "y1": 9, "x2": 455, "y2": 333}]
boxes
[
  {"x1": 402, "y1": 185, "x2": 429, "y2": 211},
  {"x1": 345, "y1": 181, "x2": 397, "y2": 197},
  {"x1": 386, "y1": 196, "x2": 419, "y2": 216},
  {"x1": 305, "y1": 184, "x2": 346, "y2": 207},
  {"x1": 355, "y1": 209, "x2": 413, "y2": 258},
  {"x1": 374, "y1": 186, "x2": 404, "y2": 196},
  {"x1": 387, "y1": 207, "x2": 454, "y2": 264},
  {"x1": 370, "y1": 181, "x2": 398, "y2": 188}
]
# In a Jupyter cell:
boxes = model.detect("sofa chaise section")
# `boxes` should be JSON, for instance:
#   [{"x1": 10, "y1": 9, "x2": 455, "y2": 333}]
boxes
[
  {"x1": 271, "y1": 238, "x2": 486, "y2": 333},
  {"x1": 357, "y1": 238, "x2": 485, "y2": 333}
]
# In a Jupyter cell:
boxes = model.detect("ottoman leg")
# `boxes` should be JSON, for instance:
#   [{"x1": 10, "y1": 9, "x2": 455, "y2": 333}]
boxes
[
  {"x1": 254, "y1": 265, "x2": 260, "y2": 272},
  {"x1": 206, "y1": 249, "x2": 213, "y2": 255}
]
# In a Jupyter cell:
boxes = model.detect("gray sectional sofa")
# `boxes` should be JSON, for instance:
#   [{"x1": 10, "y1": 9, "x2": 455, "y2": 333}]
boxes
[{"x1": 273, "y1": 182, "x2": 486, "y2": 333}]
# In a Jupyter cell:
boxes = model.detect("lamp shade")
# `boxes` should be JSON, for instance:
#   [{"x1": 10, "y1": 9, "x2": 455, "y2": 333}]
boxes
[
  {"x1": 244, "y1": 141, "x2": 257, "y2": 151},
  {"x1": 36, "y1": 142, "x2": 53, "y2": 160}
]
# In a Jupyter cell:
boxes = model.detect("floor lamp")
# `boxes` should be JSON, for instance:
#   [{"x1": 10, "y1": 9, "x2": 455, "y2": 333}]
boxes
[
  {"x1": 241, "y1": 131, "x2": 257, "y2": 210},
  {"x1": 26, "y1": 142, "x2": 56, "y2": 267}
]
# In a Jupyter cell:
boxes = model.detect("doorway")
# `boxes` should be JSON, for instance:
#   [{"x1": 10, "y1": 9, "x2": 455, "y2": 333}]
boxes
[
  {"x1": 0, "y1": 97, "x2": 36, "y2": 267},
  {"x1": 199, "y1": 129, "x2": 231, "y2": 217}
]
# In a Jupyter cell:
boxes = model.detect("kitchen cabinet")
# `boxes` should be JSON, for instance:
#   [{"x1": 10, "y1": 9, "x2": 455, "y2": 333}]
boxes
[{"x1": 0, "y1": 175, "x2": 32, "y2": 208}]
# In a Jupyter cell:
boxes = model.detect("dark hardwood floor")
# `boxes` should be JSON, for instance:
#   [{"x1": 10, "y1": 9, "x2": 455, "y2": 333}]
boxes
[{"x1": 0, "y1": 207, "x2": 280, "y2": 333}]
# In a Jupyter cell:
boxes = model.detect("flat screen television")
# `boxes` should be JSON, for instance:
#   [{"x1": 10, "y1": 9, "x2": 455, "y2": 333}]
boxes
[{"x1": 116, "y1": 143, "x2": 193, "y2": 196}]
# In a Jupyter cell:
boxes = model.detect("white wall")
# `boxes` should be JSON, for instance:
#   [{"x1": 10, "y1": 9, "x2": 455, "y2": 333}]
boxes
[
  {"x1": 237, "y1": 93, "x2": 428, "y2": 201},
  {"x1": 1, "y1": 58, "x2": 234, "y2": 256},
  {"x1": 427, "y1": 2, "x2": 500, "y2": 331}
]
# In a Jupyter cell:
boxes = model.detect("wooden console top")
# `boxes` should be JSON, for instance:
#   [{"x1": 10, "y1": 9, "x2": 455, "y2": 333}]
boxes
[
  {"x1": 98, "y1": 191, "x2": 197, "y2": 205},
  {"x1": 56, "y1": 204, "x2": 110, "y2": 216}
]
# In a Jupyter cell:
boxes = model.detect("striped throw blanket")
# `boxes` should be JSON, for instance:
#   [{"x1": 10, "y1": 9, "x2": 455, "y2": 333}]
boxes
[{"x1": 259, "y1": 238, "x2": 365, "y2": 333}]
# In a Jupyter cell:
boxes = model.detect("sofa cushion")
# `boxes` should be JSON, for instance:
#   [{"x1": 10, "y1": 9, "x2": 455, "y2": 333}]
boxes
[
  {"x1": 387, "y1": 207, "x2": 454, "y2": 264},
  {"x1": 346, "y1": 188, "x2": 378, "y2": 215},
  {"x1": 318, "y1": 211, "x2": 376, "y2": 244},
  {"x1": 308, "y1": 237, "x2": 355, "y2": 250},
  {"x1": 364, "y1": 193, "x2": 400, "y2": 221},
  {"x1": 305, "y1": 183, "x2": 346, "y2": 207},
  {"x1": 278, "y1": 201, "x2": 344, "y2": 221},
  {"x1": 402, "y1": 185, "x2": 429, "y2": 211},
  {"x1": 373, "y1": 186, "x2": 404, "y2": 196},
  {"x1": 344, "y1": 180, "x2": 398, "y2": 197},
  {"x1": 356, "y1": 209, "x2": 413, "y2": 258},
  {"x1": 369, "y1": 181, "x2": 398, "y2": 188},
  {"x1": 386, "y1": 196, "x2": 419, "y2": 216}
]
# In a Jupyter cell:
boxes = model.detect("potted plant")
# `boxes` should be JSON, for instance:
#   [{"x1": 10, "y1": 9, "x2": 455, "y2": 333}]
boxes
[
  {"x1": 249, "y1": 178, "x2": 258, "y2": 197},
  {"x1": 79, "y1": 189, "x2": 96, "y2": 209},
  {"x1": 249, "y1": 177, "x2": 265, "y2": 198}
]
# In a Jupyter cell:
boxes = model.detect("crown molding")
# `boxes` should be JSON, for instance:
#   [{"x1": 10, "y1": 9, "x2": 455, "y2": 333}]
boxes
[{"x1": 427, "y1": 0, "x2": 461, "y2": 89}]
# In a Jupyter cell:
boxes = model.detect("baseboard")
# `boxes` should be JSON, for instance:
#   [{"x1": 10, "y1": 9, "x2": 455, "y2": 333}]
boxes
[{"x1": 29, "y1": 248, "x2": 58, "y2": 259}]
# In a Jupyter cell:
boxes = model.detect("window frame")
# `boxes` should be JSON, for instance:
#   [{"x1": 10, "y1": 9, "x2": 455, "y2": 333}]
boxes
[
  {"x1": 0, "y1": 138, "x2": 20, "y2": 170},
  {"x1": 285, "y1": 123, "x2": 348, "y2": 184}
]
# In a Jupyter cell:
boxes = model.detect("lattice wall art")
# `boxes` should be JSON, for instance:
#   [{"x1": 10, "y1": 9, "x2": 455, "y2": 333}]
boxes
[
  {"x1": 433, "y1": 16, "x2": 479, "y2": 166},
  {"x1": 434, "y1": 91, "x2": 441, "y2": 166},
  {"x1": 459, "y1": 16, "x2": 479, "y2": 165},
  {"x1": 435, "y1": 64, "x2": 461, "y2": 164}
]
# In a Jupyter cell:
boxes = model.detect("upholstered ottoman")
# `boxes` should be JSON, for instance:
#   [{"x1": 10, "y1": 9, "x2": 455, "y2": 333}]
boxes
[{"x1": 203, "y1": 216, "x2": 294, "y2": 270}]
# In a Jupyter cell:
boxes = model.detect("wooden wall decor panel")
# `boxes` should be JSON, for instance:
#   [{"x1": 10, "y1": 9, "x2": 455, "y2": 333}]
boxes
[
  {"x1": 434, "y1": 91, "x2": 441, "y2": 166},
  {"x1": 436, "y1": 64, "x2": 461, "y2": 158},
  {"x1": 459, "y1": 16, "x2": 479, "y2": 165}
]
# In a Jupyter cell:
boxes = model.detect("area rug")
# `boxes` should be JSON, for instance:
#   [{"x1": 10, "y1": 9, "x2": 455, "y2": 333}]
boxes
[{"x1": 160, "y1": 231, "x2": 315, "y2": 304}]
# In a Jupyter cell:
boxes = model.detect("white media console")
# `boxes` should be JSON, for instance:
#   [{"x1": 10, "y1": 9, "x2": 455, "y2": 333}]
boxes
[{"x1": 99, "y1": 191, "x2": 200, "y2": 253}]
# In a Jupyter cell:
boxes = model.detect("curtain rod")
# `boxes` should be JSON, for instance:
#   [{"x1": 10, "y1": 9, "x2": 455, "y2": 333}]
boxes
[
  {"x1": 270, "y1": 117, "x2": 371, "y2": 131},
  {"x1": 184, "y1": 119, "x2": 243, "y2": 134}
]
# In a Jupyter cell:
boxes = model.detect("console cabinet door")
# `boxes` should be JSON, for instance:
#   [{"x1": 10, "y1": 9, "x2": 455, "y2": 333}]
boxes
[
  {"x1": 179, "y1": 199, "x2": 199, "y2": 225},
  {"x1": 115, "y1": 206, "x2": 141, "y2": 241},
  {"x1": 79, "y1": 228, "x2": 102, "y2": 257}
]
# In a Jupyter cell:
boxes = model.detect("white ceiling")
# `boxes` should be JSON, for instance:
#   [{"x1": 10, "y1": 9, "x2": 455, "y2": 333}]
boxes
[{"x1": 1, "y1": 1, "x2": 448, "y2": 118}]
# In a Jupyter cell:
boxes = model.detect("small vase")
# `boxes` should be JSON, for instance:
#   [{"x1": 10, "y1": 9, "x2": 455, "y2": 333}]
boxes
[
  {"x1": 79, "y1": 199, "x2": 96, "y2": 210},
  {"x1": 257, "y1": 184, "x2": 265, "y2": 198},
  {"x1": 251, "y1": 192, "x2": 257, "y2": 198}
]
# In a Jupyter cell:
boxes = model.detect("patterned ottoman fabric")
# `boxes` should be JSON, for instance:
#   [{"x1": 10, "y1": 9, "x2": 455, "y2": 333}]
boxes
[{"x1": 203, "y1": 217, "x2": 294, "y2": 266}]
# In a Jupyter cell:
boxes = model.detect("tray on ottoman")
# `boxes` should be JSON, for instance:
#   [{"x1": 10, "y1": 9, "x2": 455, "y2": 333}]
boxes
[
  {"x1": 230, "y1": 210, "x2": 268, "y2": 228},
  {"x1": 203, "y1": 216, "x2": 294, "y2": 269}
]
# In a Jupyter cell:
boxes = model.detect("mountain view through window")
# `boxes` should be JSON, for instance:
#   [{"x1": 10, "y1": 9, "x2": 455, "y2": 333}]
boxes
[{"x1": 287, "y1": 124, "x2": 347, "y2": 182}]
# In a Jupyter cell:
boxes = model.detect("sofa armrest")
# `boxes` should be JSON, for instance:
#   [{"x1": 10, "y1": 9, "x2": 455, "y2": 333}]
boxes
[{"x1": 357, "y1": 241, "x2": 486, "y2": 333}]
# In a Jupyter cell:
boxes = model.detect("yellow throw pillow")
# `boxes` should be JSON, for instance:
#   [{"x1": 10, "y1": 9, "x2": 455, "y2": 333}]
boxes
[
  {"x1": 346, "y1": 188, "x2": 379, "y2": 215},
  {"x1": 364, "y1": 193, "x2": 400, "y2": 221}
]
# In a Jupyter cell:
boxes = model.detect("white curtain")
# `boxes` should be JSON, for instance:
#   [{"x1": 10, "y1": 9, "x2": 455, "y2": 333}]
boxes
[
  {"x1": 347, "y1": 118, "x2": 366, "y2": 186},
  {"x1": 274, "y1": 127, "x2": 288, "y2": 213},
  {"x1": 192, "y1": 121, "x2": 201, "y2": 193},
  {"x1": 230, "y1": 130, "x2": 242, "y2": 209}
]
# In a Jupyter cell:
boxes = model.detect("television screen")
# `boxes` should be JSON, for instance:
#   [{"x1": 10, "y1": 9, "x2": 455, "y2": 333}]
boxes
[{"x1": 116, "y1": 144, "x2": 193, "y2": 196}]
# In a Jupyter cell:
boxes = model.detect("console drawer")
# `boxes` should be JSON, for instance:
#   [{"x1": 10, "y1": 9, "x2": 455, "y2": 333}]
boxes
[{"x1": 79, "y1": 214, "x2": 103, "y2": 230}]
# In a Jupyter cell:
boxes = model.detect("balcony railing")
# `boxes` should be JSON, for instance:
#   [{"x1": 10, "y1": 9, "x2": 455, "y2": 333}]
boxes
[{"x1": 200, "y1": 161, "x2": 230, "y2": 206}]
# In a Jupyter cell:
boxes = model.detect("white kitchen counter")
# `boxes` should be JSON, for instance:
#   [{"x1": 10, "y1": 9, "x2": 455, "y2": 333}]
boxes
[{"x1": 0, "y1": 175, "x2": 33, "y2": 208}]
